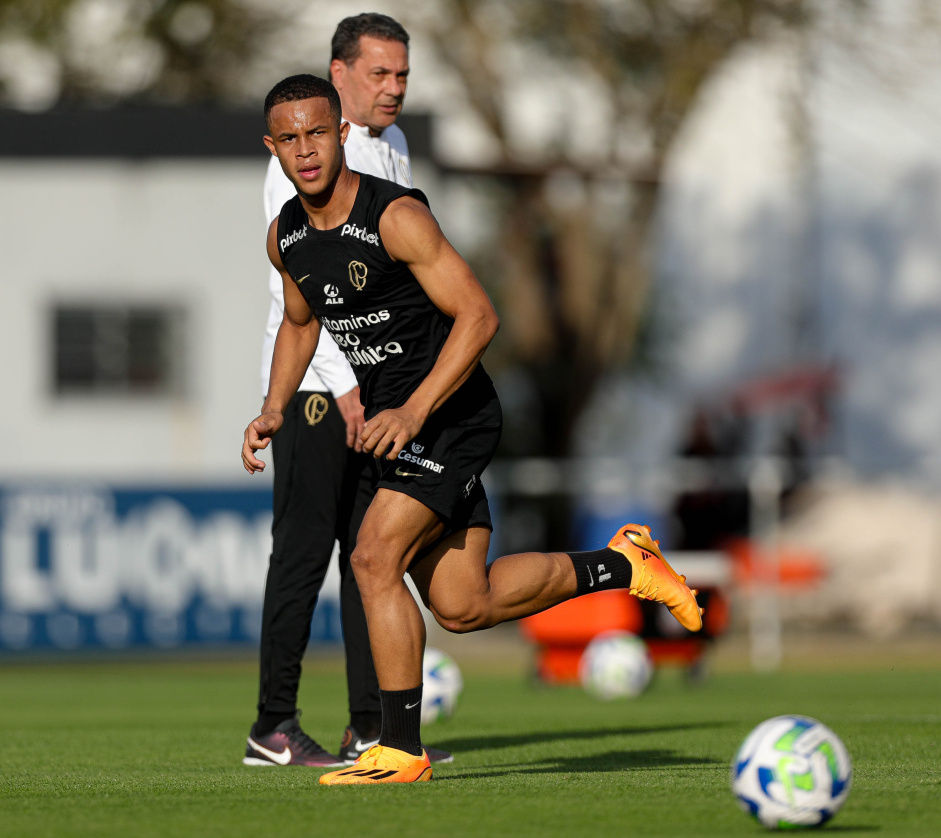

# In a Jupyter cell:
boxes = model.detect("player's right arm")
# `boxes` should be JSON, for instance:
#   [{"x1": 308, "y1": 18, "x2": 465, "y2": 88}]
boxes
[{"x1": 242, "y1": 218, "x2": 322, "y2": 474}]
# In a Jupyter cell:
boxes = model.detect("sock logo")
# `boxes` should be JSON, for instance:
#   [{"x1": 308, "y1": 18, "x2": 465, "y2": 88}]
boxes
[
  {"x1": 598, "y1": 563, "x2": 612, "y2": 584},
  {"x1": 405, "y1": 701, "x2": 421, "y2": 710},
  {"x1": 587, "y1": 565, "x2": 594, "y2": 587}
]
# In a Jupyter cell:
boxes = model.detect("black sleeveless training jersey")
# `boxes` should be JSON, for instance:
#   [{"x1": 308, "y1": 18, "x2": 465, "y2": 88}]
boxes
[{"x1": 276, "y1": 173, "x2": 492, "y2": 418}]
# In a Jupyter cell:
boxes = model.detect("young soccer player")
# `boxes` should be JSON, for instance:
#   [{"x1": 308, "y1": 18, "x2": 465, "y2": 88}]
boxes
[{"x1": 243, "y1": 74, "x2": 702, "y2": 784}]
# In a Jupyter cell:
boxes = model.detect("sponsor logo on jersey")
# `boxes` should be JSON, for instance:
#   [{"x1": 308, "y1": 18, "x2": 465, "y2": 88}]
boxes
[
  {"x1": 324, "y1": 284, "x2": 343, "y2": 304},
  {"x1": 341, "y1": 224, "x2": 379, "y2": 246},
  {"x1": 343, "y1": 343, "x2": 404, "y2": 366},
  {"x1": 411, "y1": 443, "x2": 424, "y2": 454},
  {"x1": 280, "y1": 226, "x2": 307, "y2": 251},
  {"x1": 348, "y1": 260, "x2": 368, "y2": 290},
  {"x1": 397, "y1": 448, "x2": 444, "y2": 473},
  {"x1": 322, "y1": 311, "x2": 391, "y2": 331}
]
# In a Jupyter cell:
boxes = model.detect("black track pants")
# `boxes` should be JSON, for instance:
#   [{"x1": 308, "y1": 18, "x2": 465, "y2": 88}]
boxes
[{"x1": 256, "y1": 390, "x2": 379, "y2": 718}]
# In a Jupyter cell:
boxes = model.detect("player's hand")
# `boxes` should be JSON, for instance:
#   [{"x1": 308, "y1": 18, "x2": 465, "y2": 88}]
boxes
[
  {"x1": 334, "y1": 386, "x2": 366, "y2": 452},
  {"x1": 242, "y1": 412, "x2": 284, "y2": 474},
  {"x1": 360, "y1": 405, "x2": 424, "y2": 461}
]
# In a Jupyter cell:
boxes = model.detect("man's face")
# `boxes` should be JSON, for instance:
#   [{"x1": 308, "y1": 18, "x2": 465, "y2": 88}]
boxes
[
  {"x1": 263, "y1": 97, "x2": 349, "y2": 199},
  {"x1": 331, "y1": 36, "x2": 409, "y2": 135}
]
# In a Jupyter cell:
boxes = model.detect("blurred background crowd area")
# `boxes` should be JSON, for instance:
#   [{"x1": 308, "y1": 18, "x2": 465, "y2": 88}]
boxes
[{"x1": 2, "y1": 0, "x2": 941, "y2": 660}]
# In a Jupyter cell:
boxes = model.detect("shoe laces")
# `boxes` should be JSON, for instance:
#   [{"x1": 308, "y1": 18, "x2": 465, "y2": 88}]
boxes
[
  {"x1": 630, "y1": 560, "x2": 658, "y2": 600},
  {"x1": 355, "y1": 745, "x2": 413, "y2": 769},
  {"x1": 356, "y1": 745, "x2": 384, "y2": 767},
  {"x1": 628, "y1": 548, "x2": 689, "y2": 601},
  {"x1": 282, "y1": 718, "x2": 328, "y2": 757}
]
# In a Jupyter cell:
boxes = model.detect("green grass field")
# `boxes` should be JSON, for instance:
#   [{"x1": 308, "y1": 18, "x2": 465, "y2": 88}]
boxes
[{"x1": 0, "y1": 647, "x2": 939, "y2": 837}]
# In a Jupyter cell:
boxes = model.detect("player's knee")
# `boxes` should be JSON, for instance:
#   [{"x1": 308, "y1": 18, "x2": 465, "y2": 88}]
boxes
[{"x1": 349, "y1": 544, "x2": 395, "y2": 593}]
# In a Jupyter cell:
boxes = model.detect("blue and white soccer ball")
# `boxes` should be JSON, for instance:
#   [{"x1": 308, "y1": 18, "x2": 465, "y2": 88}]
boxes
[
  {"x1": 731, "y1": 715, "x2": 852, "y2": 829},
  {"x1": 421, "y1": 647, "x2": 463, "y2": 725},
  {"x1": 578, "y1": 631, "x2": 654, "y2": 700}
]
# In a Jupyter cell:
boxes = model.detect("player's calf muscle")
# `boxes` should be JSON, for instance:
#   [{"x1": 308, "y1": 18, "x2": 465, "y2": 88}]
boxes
[{"x1": 427, "y1": 596, "x2": 492, "y2": 634}]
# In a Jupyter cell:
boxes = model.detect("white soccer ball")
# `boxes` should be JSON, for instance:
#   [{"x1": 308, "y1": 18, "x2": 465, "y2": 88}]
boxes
[
  {"x1": 731, "y1": 715, "x2": 852, "y2": 829},
  {"x1": 578, "y1": 631, "x2": 654, "y2": 700},
  {"x1": 421, "y1": 647, "x2": 463, "y2": 725}
]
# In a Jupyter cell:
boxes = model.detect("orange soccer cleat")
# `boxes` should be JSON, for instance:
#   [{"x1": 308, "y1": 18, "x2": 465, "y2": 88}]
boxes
[
  {"x1": 608, "y1": 524, "x2": 704, "y2": 632},
  {"x1": 319, "y1": 744, "x2": 432, "y2": 785}
]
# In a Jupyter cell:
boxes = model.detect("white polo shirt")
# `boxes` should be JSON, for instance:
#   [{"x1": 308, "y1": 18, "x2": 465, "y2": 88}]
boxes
[{"x1": 260, "y1": 120, "x2": 412, "y2": 397}]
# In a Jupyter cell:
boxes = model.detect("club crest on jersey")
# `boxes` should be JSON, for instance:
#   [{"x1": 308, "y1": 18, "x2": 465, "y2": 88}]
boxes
[
  {"x1": 280, "y1": 226, "x2": 307, "y2": 251},
  {"x1": 324, "y1": 284, "x2": 344, "y2": 304},
  {"x1": 348, "y1": 261, "x2": 368, "y2": 291},
  {"x1": 341, "y1": 222, "x2": 379, "y2": 246}
]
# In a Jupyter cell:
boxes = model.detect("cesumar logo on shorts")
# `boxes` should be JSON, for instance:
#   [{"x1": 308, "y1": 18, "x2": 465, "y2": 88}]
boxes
[
  {"x1": 397, "y1": 448, "x2": 444, "y2": 473},
  {"x1": 411, "y1": 443, "x2": 424, "y2": 454},
  {"x1": 341, "y1": 223, "x2": 379, "y2": 246},
  {"x1": 324, "y1": 284, "x2": 343, "y2": 304},
  {"x1": 280, "y1": 226, "x2": 307, "y2": 251}
]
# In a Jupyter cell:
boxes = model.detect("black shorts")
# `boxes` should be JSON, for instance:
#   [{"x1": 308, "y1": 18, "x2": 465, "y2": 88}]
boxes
[{"x1": 375, "y1": 373, "x2": 502, "y2": 533}]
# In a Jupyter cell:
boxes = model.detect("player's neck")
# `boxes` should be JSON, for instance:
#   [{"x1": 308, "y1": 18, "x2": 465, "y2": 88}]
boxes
[{"x1": 299, "y1": 165, "x2": 359, "y2": 230}]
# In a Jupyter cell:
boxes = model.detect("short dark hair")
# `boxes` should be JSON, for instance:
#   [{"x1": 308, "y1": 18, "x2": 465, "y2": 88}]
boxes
[
  {"x1": 331, "y1": 13, "x2": 409, "y2": 67},
  {"x1": 264, "y1": 74, "x2": 342, "y2": 127}
]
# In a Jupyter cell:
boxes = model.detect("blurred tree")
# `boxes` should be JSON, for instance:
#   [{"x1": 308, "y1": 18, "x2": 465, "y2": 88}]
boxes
[
  {"x1": 0, "y1": 0, "x2": 286, "y2": 107},
  {"x1": 424, "y1": 0, "x2": 819, "y2": 459}
]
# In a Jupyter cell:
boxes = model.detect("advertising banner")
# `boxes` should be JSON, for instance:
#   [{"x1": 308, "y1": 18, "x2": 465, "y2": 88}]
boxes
[{"x1": 0, "y1": 484, "x2": 342, "y2": 651}]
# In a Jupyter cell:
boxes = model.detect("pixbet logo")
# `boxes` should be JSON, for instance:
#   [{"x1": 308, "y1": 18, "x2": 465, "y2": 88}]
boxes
[
  {"x1": 341, "y1": 223, "x2": 379, "y2": 246},
  {"x1": 280, "y1": 226, "x2": 307, "y2": 251}
]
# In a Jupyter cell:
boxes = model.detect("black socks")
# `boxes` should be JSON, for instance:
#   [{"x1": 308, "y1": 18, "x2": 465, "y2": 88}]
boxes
[
  {"x1": 350, "y1": 711, "x2": 382, "y2": 741},
  {"x1": 567, "y1": 547, "x2": 634, "y2": 597},
  {"x1": 378, "y1": 685, "x2": 423, "y2": 757}
]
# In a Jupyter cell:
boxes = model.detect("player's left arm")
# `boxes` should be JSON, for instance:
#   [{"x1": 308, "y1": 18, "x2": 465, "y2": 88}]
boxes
[{"x1": 360, "y1": 196, "x2": 499, "y2": 460}]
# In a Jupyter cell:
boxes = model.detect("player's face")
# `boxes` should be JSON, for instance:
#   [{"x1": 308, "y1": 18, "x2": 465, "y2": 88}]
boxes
[
  {"x1": 331, "y1": 36, "x2": 409, "y2": 135},
  {"x1": 264, "y1": 97, "x2": 349, "y2": 199}
]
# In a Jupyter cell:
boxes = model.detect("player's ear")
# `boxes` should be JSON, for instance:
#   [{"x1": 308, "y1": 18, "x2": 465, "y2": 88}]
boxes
[
  {"x1": 339, "y1": 120, "x2": 350, "y2": 146},
  {"x1": 263, "y1": 135, "x2": 277, "y2": 156}
]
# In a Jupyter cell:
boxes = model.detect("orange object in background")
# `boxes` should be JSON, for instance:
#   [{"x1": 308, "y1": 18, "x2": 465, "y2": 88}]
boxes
[
  {"x1": 519, "y1": 553, "x2": 733, "y2": 684},
  {"x1": 724, "y1": 538, "x2": 826, "y2": 588},
  {"x1": 519, "y1": 592, "x2": 642, "y2": 683},
  {"x1": 520, "y1": 590, "x2": 643, "y2": 646}
]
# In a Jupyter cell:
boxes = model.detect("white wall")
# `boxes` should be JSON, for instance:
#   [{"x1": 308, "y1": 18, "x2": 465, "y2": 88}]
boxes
[{"x1": 0, "y1": 158, "x2": 272, "y2": 482}]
